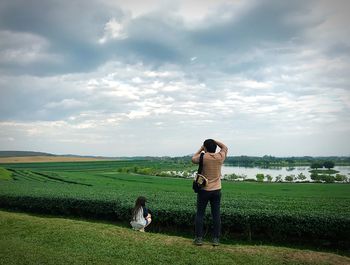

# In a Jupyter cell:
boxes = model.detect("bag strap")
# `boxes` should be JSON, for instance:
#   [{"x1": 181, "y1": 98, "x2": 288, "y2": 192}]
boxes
[{"x1": 197, "y1": 152, "x2": 204, "y2": 174}]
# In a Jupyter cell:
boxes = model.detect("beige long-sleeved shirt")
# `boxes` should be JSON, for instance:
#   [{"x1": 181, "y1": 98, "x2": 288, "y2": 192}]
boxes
[{"x1": 192, "y1": 144, "x2": 228, "y2": 191}]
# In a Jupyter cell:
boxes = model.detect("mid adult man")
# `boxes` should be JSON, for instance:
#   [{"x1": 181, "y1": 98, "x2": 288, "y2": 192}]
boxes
[{"x1": 192, "y1": 139, "x2": 228, "y2": 246}]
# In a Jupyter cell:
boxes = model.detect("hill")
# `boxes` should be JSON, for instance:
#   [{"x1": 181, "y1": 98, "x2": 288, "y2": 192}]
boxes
[
  {"x1": 0, "y1": 151, "x2": 55, "y2": 157},
  {"x1": 0, "y1": 151, "x2": 114, "y2": 163},
  {"x1": 1, "y1": 210, "x2": 349, "y2": 265}
]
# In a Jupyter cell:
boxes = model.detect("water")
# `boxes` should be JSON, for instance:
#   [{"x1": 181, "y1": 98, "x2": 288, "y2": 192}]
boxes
[{"x1": 221, "y1": 165, "x2": 350, "y2": 182}]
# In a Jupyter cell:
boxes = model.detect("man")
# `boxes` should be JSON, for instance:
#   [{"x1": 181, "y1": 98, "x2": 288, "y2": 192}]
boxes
[{"x1": 192, "y1": 139, "x2": 228, "y2": 246}]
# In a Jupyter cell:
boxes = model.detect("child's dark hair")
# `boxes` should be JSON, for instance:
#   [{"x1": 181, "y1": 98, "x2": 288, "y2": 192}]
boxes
[
  {"x1": 132, "y1": 196, "x2": 147, "y2": 220},
  {"x1": 204, "y1": 139, "x2": 217, "y2": 153}
]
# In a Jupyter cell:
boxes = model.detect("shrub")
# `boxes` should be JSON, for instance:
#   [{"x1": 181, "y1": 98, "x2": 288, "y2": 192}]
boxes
[
  {"x1": 256, "y1": 174, "x2": 264, "y2": 182},
  {"x1": 335, "y1": 174, "x2": 346, "y2": 182},
  {"x1": 320, "y1": 174, "x2": 335, "y2": 183},
  {"x1": 1, "y1": 194, "x2": 349, "y2": 249},
  {"x1": 297, "y1": 173, "x2": 306, "y2": 181},
  {"x1": 285, "y1": 175, "x2": 294, "y2": 182},
  {"x1": 275, "y1": 175, "x2": 283, "y2": 182},
  {"x1": 310, "y1": 172, "x2": 320, "y2": 181},
  {"x1": 225, "y1": 173, "x2": 240, "y2": 181}
]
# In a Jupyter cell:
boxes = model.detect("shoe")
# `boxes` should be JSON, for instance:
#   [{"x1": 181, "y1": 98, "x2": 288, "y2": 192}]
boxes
[
  {"x1": 193, "y1": 237, "x2": 203, "y2": 246},
  {"x1": 212, "y1": 238, "x2": 220, "y2": 246}
]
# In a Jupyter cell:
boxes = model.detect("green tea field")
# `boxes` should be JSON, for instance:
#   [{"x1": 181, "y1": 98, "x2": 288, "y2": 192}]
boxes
[{"x1": 0, "y1": 160, "x2": 349, "y2": 252}]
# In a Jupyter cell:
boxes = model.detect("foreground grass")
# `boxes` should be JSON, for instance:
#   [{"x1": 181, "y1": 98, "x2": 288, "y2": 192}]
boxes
[{"x1": 0, "y1": 211, "x2": 349, "y2": 265}]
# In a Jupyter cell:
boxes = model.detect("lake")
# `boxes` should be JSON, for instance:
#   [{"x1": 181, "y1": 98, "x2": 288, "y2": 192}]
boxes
[{"x1": 221, "y1": 165, "x2": 350, "y2": 182}]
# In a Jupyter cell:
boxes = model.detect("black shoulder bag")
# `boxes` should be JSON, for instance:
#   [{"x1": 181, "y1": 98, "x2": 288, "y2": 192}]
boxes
[{"x1": 192, "y1": 152, "x2": 208, "y2": 193}]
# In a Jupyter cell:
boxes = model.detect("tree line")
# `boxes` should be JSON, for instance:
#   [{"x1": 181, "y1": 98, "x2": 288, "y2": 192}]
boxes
[{"x1": 224, "y1": 155, "x2": 350, "y2": 167}]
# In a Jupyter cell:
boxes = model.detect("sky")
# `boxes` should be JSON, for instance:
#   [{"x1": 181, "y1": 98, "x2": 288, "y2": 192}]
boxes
[{"x1": 0, "y1": 0, "x2": 349, "y2": 157}]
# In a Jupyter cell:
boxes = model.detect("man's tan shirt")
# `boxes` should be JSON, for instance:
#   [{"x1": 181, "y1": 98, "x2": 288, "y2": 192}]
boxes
[{"x1": 192, "y1": 145, "x2": 228, "y2": 191}]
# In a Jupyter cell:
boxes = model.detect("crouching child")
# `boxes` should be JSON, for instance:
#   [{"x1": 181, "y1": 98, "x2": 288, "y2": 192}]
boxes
[{"x1": 130, "y1": 196, "x2": 152, "y2": 232}]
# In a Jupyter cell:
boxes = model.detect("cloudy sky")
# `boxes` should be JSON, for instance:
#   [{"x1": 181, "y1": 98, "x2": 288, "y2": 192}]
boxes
[{"x1": 0, "y1": 0, "x2": 349, "y2": 157}]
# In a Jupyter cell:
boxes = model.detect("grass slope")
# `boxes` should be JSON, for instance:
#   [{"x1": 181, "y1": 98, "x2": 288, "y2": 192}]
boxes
[
  {"x1": 0, "y1": 167, "x2": 12, "y2": 180},
  {"x1": 0, "y1": 210, "x2": 349, "y2": 265}
]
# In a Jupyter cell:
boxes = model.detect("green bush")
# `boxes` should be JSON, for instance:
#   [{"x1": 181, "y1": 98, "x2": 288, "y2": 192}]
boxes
[
  {"x1": 256, "y1": 174, "x2": 264, "y2": 182},
  {"x1": 1, "y1": 194, "x2": 349, "y2": 248},
  {"x1": 320, "y1": 174, "x2": 335, "y2": 183},
  {"x1": 310, "y1": 172, "x2": 320, "y2": 181},
  {"x1": 335, "y1": 174, "x2": 346, "y2": 182},
  {"x1": 284, "y1": 175, "x2": 294, "y2": 182},
  {"x1": 225, "y1": 173, "x2": 240, "y2": 181}
]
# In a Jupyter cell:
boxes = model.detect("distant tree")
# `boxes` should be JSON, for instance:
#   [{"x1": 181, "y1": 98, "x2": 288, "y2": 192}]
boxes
[
  {"x1": 285, "y1": 175, "x2": 294, "y2": 182},
  {"x1": 286, "y1": 158, "x2": 295, "y2": 165},
  {"x1": 310, "y1": 172, "x2": 320, "y2": 181},
  {"x1": 310, "y1": 162, "x2": 323, "y2": 170},
  {"x1": 226, "y1": 173, "x2": 240, "y2": 181},
  {"x1": 256, "y1": 173, "x2": 264, "y2": 182},
  {"x1": 137, "y1": 168, "x2": 154, "y2": 175},
  {"x1": 275, "y1": 175, "x2": 283, "y2": 182},
  {"x1": 320, "y1": 174, "x2": 335, "y2": 183},
  {"x1": 323, "y1": 161, "x2": 335, "y2": 170},
  {"x1": 297, "y1": 173, "x2": 306, "y2": 181},
  {"x1": 335, "y1": 174, "x2": 346, "y2": 182},
  {"x1": 265, "y1": 174, "x2": 272, "y2": 182}
]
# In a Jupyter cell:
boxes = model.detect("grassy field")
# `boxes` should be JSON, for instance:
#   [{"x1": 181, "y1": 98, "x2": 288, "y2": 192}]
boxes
[
  {"x1": 1, "y1": 210, "x2": 349, "y2": 265},
  {"x1": 0, "y1": 160, "x2": 349, "y2": 250}
]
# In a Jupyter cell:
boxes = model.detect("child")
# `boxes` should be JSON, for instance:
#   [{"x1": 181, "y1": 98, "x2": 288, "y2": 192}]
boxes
[{"x1": 130, "y1": 196, "x2": 152, "y2": 232}]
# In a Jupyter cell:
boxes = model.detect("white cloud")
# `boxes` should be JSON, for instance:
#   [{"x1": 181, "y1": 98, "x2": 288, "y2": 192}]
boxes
[
  {"x1": 99, "y1": 17, "x2": 128, "y2": 43},
  {"x1": 126, "y1": 110, "x2": 150, "y2": 120},
  {"x1": 144, "y1": 70, "x2": 175, "y2": 78},
  {"x1": 45, "y1": 99, "x2": 85, "y2": 109},
  {"x1": 131, "y1": 77, "x2": 143, "y2": 83}
]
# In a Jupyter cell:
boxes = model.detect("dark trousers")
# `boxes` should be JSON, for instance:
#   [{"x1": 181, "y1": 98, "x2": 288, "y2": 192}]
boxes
[{"x1": 195, "y1": 189, "x2": 221, "y2": 239}]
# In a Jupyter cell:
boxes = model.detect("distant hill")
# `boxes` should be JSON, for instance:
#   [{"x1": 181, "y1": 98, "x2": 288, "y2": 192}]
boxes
[{"x1": 0, "y1": 151, "x2": 55, "y2": 157}]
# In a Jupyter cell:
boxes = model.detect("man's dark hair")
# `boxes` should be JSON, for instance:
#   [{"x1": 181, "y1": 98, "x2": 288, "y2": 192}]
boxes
[{"x1": 204, "y1": 139, "x2": 217, "y2": 153}]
